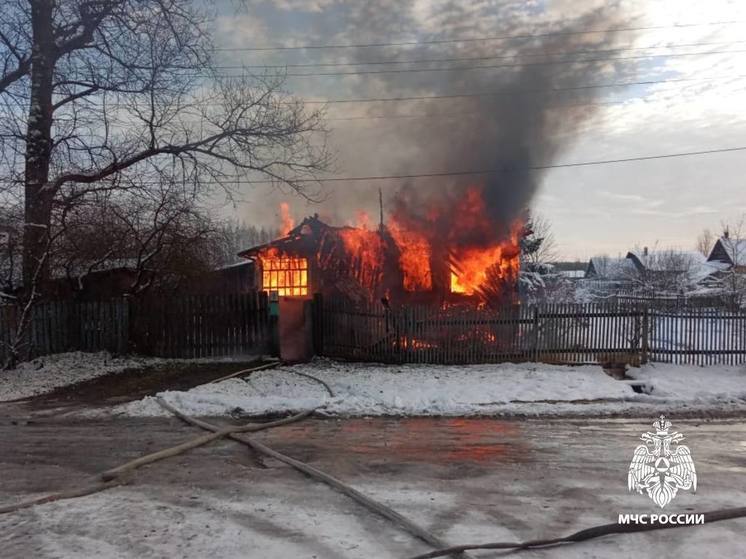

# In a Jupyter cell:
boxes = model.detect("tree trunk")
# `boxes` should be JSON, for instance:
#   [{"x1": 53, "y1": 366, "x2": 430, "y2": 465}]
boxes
[{"x1": 23, "y1": 0, "x2": 56, "y2": 295}]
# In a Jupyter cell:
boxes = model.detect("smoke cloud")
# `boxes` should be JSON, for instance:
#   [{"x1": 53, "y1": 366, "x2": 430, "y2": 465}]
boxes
[
  {"x1": 234, "y1": 1, "x2": 638, "y2": 240},
  {"x1": 342, "y1": 6, "x2": 636, "y2": 245}
]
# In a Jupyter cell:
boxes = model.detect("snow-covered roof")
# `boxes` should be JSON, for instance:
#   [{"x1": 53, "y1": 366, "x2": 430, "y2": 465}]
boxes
[
  {"x1": 625, "y1": 249, "x2": 707, "y2": 272},
  {"x1": 215, "y1": 260, "x2": 254, "y2": 270},
  {"x1": 50, "y1": 258, "x2": 141, "y2": 280},
  {"x1": 708, "y1": 236, "x2": 746, "y2": 266},
  {"x1": 585, "y1": 256, "x2": 635, "y2": 279},
  {"x1": 689, "y1": 260, "x2": 725, "y2": 284}
]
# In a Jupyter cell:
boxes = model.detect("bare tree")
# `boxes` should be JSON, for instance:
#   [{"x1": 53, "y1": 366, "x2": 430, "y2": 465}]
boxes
[
  {"x1": 714, "y1": 218, "x2": 746, "y2": 308},
  {"x1": 696, "y1": 228, "x2": 715, "y2": 258},
  {"x1": 623, "y1": 245, "x2": 701, "y2": 294},
  {"x1": 211, "y1": 219, "x2": 278, "y2": 267},
  {"x1": 588, "y1": 254, "x2": 612, "y2": 278},
  {"x1": 1, "y1": 0, "x2": 328, "y2": 288},
  {"x1": 521, "y1": 213, "x2": 558, "y2": 267},
  {"x1": 0, "y1": 203, "x2": 22, "y2": 297},
  {"x1": 1, "y1": 0, "x2": 329, "y2": 365},
  {"x1": 53, "y1": 185, "x2": 216, "y2": 295}
]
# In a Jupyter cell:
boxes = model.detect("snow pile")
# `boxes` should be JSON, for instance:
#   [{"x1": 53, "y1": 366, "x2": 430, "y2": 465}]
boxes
[
  {"x1": 115, "y1": 359, "x2": 746, "y2": 418},
  {"x1": 627, "y1": 363, "x2": 746, "y2": 402},
  {"x1": 0, "y1": 351, "x2": 247, "y2": 402}
]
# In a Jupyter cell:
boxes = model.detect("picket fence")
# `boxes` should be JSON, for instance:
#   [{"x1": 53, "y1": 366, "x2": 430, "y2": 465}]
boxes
[
  {"x1": 315, "y1": 298, "x2": 746, "y2": 366},
  {"x1": 4, "y1": 294, "x2": 745, "y2": 366},
  {"x1": 0, "y1": 292, "x2": 270, "y2": 363}
]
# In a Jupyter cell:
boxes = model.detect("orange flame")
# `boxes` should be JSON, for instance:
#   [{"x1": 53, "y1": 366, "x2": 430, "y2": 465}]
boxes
[
  {"x1": 279, "y1": 202, "x2": 295, "y2": 236},
  {"x1": 353, "y1": 210, "x2": 372, "y2": 230},
  {"x1": 258, "y1": 247, "x2": 308, "y2": 296},
  {"x1": 270, "y1": 184, "x2": 521, "y2": 302},
  {"x1": 338, "y1": 226, "x2": 385, "y2": 289},
  {"x1": 388, "y1": 219, "x2": 432, "y2": 291},
  {"x1": 389, "y1": 185, "x2": 521, "y2": 298},
  {"x1": 449, "y1": 221, "x2": 522, "y2": 295}
]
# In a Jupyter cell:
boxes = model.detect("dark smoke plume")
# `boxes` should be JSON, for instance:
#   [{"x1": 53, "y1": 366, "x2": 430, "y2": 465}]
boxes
[
  {"x1": 238, "y1": 2, "x2": 638, "y2": 238},
  {"x1": 303, "y1": 2, "x2": 637, "y2": 243},
  {"x1": 364, "y1": 7, "x2": 636, "y2": 246}
]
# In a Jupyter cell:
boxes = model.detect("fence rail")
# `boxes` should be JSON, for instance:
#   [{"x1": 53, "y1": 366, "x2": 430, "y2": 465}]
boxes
[
  {"x1": 0, "y1": 292, "x2": 270, "y2": 364},
  {"x1": 316, "y1": 297, "x2": 746, "y2": 366}
]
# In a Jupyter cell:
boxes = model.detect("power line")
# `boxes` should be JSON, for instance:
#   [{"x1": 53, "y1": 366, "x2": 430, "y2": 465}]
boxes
[
  {"x1": 324, "y1": 91, "x2": 745, "y2": 121},
  {"x1": 87, "y1": 81, "x2": 739, "y2": 118},
  {"x1": 326, "y1": 102, "x2": 615, "y2": 121},
  {"x1": 56, "y1": 74, "x2": 746, "y2": 120},
  {"x1": 85, "y1": 91, "x2": 731, "y2": 121},
  {"x1": 216, "y1": 39, "x2": 746, "y2": 69},
  {"x1": 138, "y1": 146, "x2": 746, "y2": 186},
  {"x1": 214, "y1": 20, "x2": 746, "y2": 51},
  {"x1": 301, "y1": 74, "x2": 746, "y2": 104},
  {"x1": 209, "y1": 47, "x2": 746, "y2": 78},
  {"x1": 81, "y1": 74, "x2": 746, "y2": 112}
]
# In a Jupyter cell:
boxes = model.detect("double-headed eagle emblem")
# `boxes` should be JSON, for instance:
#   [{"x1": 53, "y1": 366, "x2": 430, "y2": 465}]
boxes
[{"x1": 627, "y1": 415, "x2": 697, "y2": 508}]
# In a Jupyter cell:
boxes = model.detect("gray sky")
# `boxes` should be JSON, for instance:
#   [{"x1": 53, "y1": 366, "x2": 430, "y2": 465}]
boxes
[{"x1": 211, "y1": 0, "x2": 746, "y2": 260}]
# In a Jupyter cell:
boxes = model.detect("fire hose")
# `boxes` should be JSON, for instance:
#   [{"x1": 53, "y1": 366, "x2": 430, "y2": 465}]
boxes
[{"x1": 405, "y1": 506, "x2": 746, "y2": 559}]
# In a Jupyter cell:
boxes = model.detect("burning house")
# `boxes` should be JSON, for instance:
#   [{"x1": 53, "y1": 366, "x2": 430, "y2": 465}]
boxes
[
  {"x1": 239, "y1": 189, "x2": 524, "y2": 307},
  {"x1": 239, "y1": 214, "x2": 397, "y2": 303},
  {"x1": 236, "y1": 11, "x2": 629, "y2": 310}
]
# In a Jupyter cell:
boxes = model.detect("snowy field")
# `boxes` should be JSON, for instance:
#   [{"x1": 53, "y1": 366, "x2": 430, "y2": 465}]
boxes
[
  {"x1": 115, "y1": 359, "x2": 746, "y2": 418},
  {"x1": 0, "y1": 351, "x2": 251, "y2": 402}
]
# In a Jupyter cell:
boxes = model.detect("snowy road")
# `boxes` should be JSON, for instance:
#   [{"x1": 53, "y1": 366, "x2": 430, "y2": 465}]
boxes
[{"x1": 1, "y1": 416, "x2": 745, "y2": 558}]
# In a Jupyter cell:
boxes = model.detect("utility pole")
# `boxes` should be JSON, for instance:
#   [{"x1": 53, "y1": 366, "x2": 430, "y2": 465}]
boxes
[{"x1": 378, "y1": 188, "x2": 384, "y2": 230}]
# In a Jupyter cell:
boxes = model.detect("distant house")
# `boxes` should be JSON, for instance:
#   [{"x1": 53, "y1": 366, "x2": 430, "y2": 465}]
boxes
[
  {"x1": 699, "y1": 234, "x2": 746, "y2": 304},
  {"x1": 707, "y1": 234, "x2": 746, "y2": 270},
  {"x1": 625, "y1": 248, "x2": 717, "y2": 287},
  {"x1": 626, "y1": 248, "x2": 705, "y2": 271},
  {"x1": 584, "y1": 256, "x2": 635, "y2": 280},
  {"x1": 584, "y1": 247, "x2": 721, "y2": 296}
]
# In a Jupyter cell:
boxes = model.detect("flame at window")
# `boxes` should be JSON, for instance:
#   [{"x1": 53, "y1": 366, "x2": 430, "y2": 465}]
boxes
[{"x1": 260, "y1": 251, "x2": 308, "y2": 296}]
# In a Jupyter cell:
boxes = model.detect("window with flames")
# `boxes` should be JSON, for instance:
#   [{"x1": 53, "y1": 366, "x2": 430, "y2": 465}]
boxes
[{"x1": 261, "y1": 256, "x2": 309, "y2": 296}]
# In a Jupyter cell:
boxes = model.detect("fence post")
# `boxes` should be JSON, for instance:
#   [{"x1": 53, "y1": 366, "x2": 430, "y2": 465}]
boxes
[
  {"x1": 394, "y1": 307, "x2": 403, "y2": 364},
  {"x1": 120, "y1": 297, "x2": 129, "y2": 355},
  {"x1": 268, "y1": 291, "x2": 280, "y2": 358},
  {"x1": 641, "y1": 305, "x2": 649, "y2": 364},
  {"x1": 532, "y1": 306, "x2": 540, "y2": 361},
  {"x1": 312, "y1": 293, "x2": 324, "y2": 356}
]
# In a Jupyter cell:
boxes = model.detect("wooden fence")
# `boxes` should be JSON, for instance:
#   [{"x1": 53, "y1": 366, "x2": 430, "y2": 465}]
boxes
[
  {"x1": 315, "y1": 297, "x2": 746, "y2": 366},
  {"x1": 4, "y1": 293, "x2": 745, "y2": 366},
  {"x1": 0, "y1": 292, "x2": 270, "y2": 363}
]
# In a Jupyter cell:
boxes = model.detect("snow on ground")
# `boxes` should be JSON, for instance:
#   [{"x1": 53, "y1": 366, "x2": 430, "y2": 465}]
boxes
[
  {"x1": 0, "y1": 351, "x2": 251, "y2": 402},
  {"x1": 5, "y1": 419, "x2": 746, "y2": 558},
  {"x1": 116, "y1": 359, "x2": 746, "y2": 418}
]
